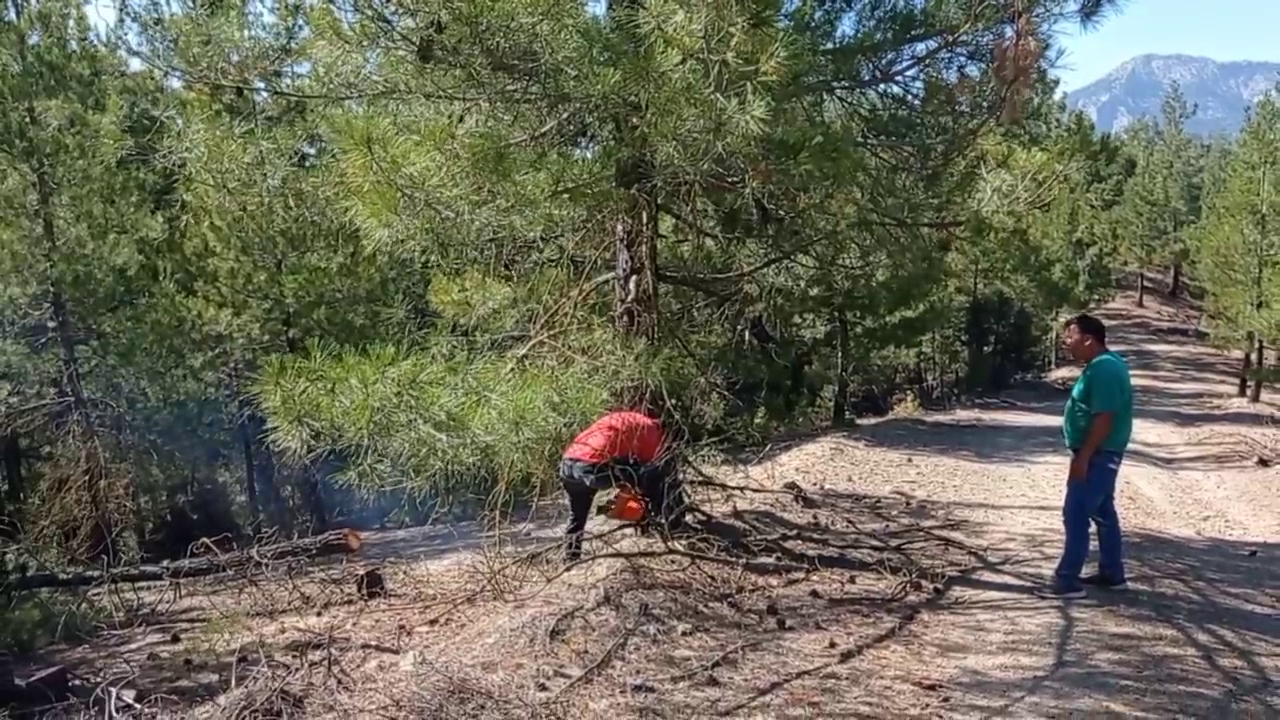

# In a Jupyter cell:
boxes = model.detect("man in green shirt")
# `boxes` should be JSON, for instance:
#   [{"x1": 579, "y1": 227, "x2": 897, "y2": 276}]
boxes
[{"x1": 1038, "y1": 313, "x2": 1133, "y2": 599}]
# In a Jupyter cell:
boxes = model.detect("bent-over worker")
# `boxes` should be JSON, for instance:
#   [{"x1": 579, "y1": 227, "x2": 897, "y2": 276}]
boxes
[{"x1": 559, "y1": 409, "x2": 683, "y2": 562}]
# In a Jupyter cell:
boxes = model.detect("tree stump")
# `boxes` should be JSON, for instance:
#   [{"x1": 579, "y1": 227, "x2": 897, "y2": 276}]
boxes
[{"x1": 357, "y1": 567, "x2": 388, "y2": 600}]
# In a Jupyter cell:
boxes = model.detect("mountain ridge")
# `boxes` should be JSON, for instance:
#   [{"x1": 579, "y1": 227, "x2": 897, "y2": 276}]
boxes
[{"x1": 1065, "y1": 53, "x2": 1280, "y2": 136}]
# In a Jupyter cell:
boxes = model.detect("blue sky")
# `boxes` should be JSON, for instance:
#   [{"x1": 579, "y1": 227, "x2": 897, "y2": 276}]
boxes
[{"x1": 1053, "y1": 0, "x2": 1280, "y2": 91}]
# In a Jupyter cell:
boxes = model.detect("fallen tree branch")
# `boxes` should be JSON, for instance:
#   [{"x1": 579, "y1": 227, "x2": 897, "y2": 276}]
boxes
[
  {"x1": 688, "y1": 477, "x2": 802, "y2": 496},
  {"x1": 546, "y1": 601, "x2": 589, "y2": 643},
  {"x1": 713, "y1": 601, "x2": 931, "y2": 717},
  {"x1": 647, "y1": 640, "x2": 764, "y2": 684},
  {"x1": 5, "y1": 529, "x2": 363, "y2": 591},
  {"x1": 546, "y1": 603, "x2": 649, "y2": 702}
]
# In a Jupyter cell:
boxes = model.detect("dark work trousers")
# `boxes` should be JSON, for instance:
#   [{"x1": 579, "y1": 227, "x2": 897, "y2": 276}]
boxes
[{"x1": 560, "y1": 457, "x2": 673, "y2": 561}]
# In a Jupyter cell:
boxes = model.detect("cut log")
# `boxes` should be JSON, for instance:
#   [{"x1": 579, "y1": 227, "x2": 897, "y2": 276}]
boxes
[{"x1": 5, "y1": 528, "x2": 362, "y2": 591}]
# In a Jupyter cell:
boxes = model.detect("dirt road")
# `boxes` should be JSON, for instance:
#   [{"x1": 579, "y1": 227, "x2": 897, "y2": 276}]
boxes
[{"x1": 812, "y1": 293, "x2": 1280, "y2": 717}]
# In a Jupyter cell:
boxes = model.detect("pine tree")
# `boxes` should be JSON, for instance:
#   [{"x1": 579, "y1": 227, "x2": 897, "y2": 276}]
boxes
[
  {"x1": 1117, "y1": 119, "x2": 1161, "y2": 306},
  {"x1": 1152, "y1": 84, "x2": 1202, "y2": 297},
  {"x1": 0, "y1": 0, "x2": 1134, "y2": 548},
  {"x1": 1196, "y1": 89, "x2": 1280, "y2": 401},
  {"x1": 1114, "y1": 85, "x2": 1203, "y2": 306},
  {"x1": 0, "y1": 0, "x2": 160, "y2": 561}
]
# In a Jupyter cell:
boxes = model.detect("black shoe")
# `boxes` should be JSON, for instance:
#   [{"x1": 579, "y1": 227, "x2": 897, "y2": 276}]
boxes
[
  {"x1": 1034, "y1": 584, "x2": 1087, "y2": 599},
  {"x1": 563, "y1": 538, "x2": 583, "y2": 565},
  {"x1": 1082, "y1": 573, "x2": 1129, "y2": 591}
]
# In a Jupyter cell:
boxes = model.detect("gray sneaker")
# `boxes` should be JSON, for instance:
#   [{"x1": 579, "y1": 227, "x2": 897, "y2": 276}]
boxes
[{"x1": 1082, "y1": 573, "x2": 1128, "y2": 591}]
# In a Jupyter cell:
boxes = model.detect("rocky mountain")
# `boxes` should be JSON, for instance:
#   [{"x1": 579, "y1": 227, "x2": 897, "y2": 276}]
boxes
[{"x1": 1065, "y1": 54, "x2": 1280, "y2": 136}]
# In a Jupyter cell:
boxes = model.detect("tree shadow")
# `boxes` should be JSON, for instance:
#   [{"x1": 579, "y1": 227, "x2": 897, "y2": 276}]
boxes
[
  {"x1": 4, "y1": 649, "x2": 242, "y2": 718},
  {"x1": 661, "y1": 487, "x2": 1275, "y2": 717},
  {"x1": 843, "y1": 377, "x2": 1274, "y2": 470},
  {"x1": 636, "y1": 491, "x2": 1009, "y2": 717},
  {"x1": 719, "y1": 296, "x2": 1271, "y2": 472},
  {"x1": 850, "y1": 415, "x2": 1065, "y2": 464},
  {"x1": 923, "y1": 532, "x2": 1279, "y2": 718}
]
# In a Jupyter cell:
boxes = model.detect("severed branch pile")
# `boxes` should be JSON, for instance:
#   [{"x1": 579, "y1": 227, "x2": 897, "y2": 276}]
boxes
[{"x1": 385, "y1": 469, "x2": 990, "y2": 718}]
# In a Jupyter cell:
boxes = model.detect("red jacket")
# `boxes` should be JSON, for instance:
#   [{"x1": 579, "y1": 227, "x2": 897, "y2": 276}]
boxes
[{"x1": 563, "y1": 411, "x2": 664, "y2": 465}]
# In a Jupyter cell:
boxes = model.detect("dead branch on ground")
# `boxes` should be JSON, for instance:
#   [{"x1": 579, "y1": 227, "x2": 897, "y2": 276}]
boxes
[{"x1": 6, "y1": 529, "x2": 363, "y2": 592}]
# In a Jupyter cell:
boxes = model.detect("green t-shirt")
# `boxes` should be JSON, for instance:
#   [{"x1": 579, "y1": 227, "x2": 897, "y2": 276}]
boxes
[{"x1": 1063, "y1": 350, "x2": 1133, "y2": 453}]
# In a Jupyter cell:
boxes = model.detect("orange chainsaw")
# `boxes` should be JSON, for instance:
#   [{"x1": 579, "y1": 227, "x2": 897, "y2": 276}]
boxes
[{"x1": 598, "y1": 486, "x2": 647, "y2": 523}]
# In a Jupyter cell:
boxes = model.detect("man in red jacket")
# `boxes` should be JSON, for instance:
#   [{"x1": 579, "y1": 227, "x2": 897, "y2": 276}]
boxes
[{"x1": 559, "y1": 409, "x2": 684, "y2": 562}]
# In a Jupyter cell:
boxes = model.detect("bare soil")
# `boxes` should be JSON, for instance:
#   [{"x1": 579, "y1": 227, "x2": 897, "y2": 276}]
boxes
[{"x1": 23, "y1": 292, "x2": 1280, "y2": 718}]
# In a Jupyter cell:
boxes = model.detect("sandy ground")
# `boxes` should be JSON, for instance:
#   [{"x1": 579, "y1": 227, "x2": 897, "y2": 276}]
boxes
[
  {"x1": 817, "y1": 293, "x2": 1280, "y2": 718},
  {"x1": 32, "y1": 292, "x2": 1280, "y2": 719}
]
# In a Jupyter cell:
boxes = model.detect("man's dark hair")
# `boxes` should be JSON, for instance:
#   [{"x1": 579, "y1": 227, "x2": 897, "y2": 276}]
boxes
[{"x1": 1066, "y1": 313, "x2": 1106, "y2": 345}]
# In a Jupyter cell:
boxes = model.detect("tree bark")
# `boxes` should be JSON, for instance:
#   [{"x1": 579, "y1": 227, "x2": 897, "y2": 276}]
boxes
[
  {"x1": 609, "y1": 0, "x2": 659, "y2": 343},
  {"x1": 1169, "y1": 261, "x2": 1183, "y2": 298},
  {"x1": 1250, "y1": 336, "x2": 1266, "y2": 403},
  {"x1": 2, "y1": 433, "x2": 23, "y2": 507},
  {"x1": 831, "y1": 312, "x2": 850, "y2": 426},
  {"x1": 1136, "y1": 270, "x2": 1146, "y2": 308},
  {"x1": 6, "y1": 528, "x2": 363, "y2": 591},
  {"x1": 302, "y1": 465, "x2": 328, "y2": 532},
  {"x1": 612, "y1": 157, "x2": 659, "y2": 341},
  {"x1": 1238, "y1": 340, "x2": 1252, "y2": 398},
  {"x1": 238, "y1": 407, "x2": 260, "y2": 525}
]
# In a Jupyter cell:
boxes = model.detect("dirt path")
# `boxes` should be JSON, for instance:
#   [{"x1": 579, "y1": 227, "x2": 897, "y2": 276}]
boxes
[{"x1": 820, "y1": 293, "x2": 1280, "y2": 718}]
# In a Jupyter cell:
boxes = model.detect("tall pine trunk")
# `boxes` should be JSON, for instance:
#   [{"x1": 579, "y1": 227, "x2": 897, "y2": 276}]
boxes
[
  {"x1": 259, "y1": 446, "x2": 291, "y2": 536},
  {"x1": 609, "y1": 0, "x2": 659, "y2": 343},
  {"x1": 238, "y1": 411, "x2": 261, "y2": 525},
  {"x1": 1169, "y1": 261, "x2": 1183, "y2": 298},
  {"x1": 301, "y1": 465, "x2": 328, "y2": 533},
  {"x1": 831, "y1": 311, "x2": 850, "y2": 426},
  {"x1": 2, "y1": 433, "x2": 23, "y2": 507},
  {"x1": 1136, "y1": 270, "x2": 1146, "y2": 308},
  {"x1": 1249, "y1": 161, "x2": 1269, "y2": 403},
  {"x1": 38, "y1": 154, "x2": 116, "y2": 563},
  {"x1": 1238, "y1": 336, "x2": 1254, "y2": 398},
  {"x1": 1250, "y1": 336, "x2": 1266, "y2": 403}
]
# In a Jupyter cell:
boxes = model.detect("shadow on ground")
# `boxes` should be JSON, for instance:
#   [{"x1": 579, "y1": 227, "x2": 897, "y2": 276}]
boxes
[
  {"x1": 930, "y1": 532, "x2": 1279, "y2": 718},
  {"x1": 731, "y1": 299, "x2": 1275, "y2": 472},
  {"x1": 594, "y1": 491, "x2": 1279, "y2": 718}
]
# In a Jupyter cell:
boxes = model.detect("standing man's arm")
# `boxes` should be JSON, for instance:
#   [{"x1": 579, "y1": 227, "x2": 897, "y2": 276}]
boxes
[
  {"x1": 1070, "y1": 413, "x2": 1113, "y2": 480},
  {"x1": 1069, "y1": 364, "x2": 1124, "y2": 481}
]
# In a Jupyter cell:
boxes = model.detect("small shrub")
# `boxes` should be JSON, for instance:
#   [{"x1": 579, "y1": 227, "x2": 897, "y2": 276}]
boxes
[{"x1": 0, "y1": 592, "x2": 98, "y2": 656}]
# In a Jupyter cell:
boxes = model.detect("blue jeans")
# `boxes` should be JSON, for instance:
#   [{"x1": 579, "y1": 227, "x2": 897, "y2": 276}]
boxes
[{"x1": 1054, "y1": 450, "x2": 1126, "y2": 591}]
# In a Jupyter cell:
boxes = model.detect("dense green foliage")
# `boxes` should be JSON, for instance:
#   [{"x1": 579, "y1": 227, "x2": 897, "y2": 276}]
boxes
[
  {"x1": 1193, "y1": 93, "x2": 1280, "y2": 400},
  {"x1": 5, "y1": 0, "x2": 1267, "y2": 575}
]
